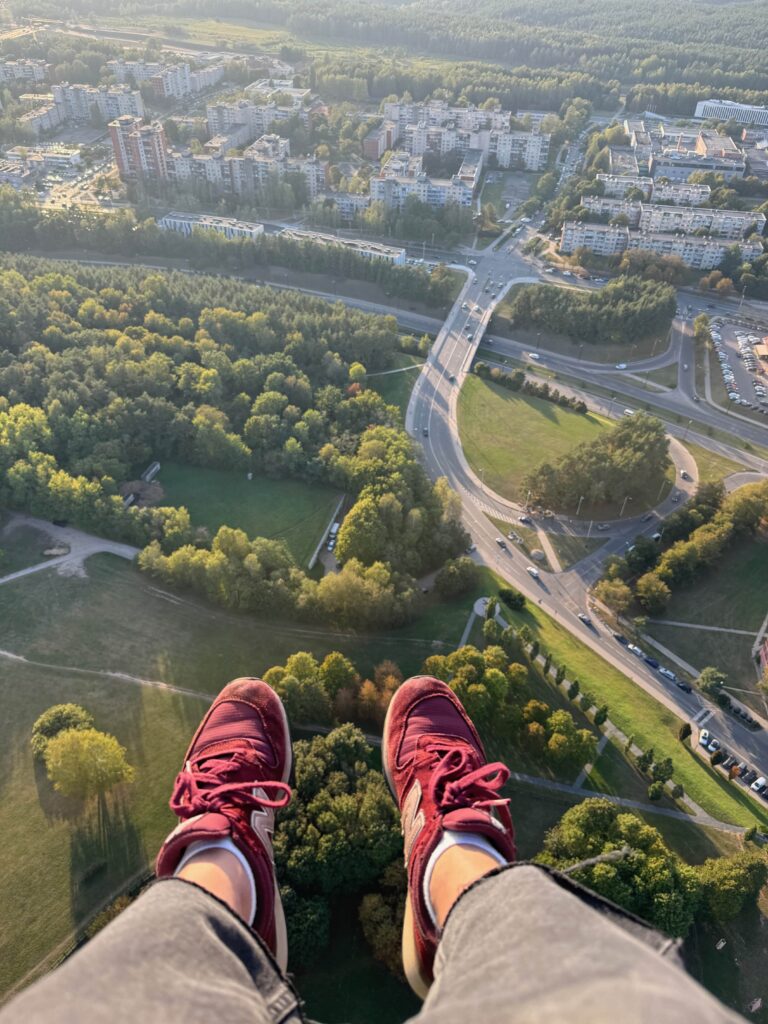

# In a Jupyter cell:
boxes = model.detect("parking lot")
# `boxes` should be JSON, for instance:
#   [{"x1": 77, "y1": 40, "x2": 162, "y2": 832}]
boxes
[{"x1": 710, "y1": 317, "x2": 768, "y2": 415}]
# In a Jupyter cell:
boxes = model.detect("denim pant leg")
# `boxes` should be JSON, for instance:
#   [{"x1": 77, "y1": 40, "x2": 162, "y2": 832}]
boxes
[
  {"x1": 411, "y1": 863, "x2": 744, "y2": 1024},
  {"x1": 0, "y1": 879, "x2": 305, "y2": 1024}
]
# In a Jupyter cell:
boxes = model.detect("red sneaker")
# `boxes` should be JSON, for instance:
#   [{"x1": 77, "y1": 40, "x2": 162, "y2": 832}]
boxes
[
  {"x1": 383, "y1": 675, "x2": 515, "y2": 998},
  {"x1": 156, "y1": 678, "x2": 292, "y2": 970}
]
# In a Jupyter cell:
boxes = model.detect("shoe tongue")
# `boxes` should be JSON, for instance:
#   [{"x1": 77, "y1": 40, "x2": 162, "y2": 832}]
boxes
[
  {"x1": 194, "y1": 702, "x2": 274, "y2": 767},
  {"x1": 400, "y1": 695, "x2": 478, "y2": 761}
]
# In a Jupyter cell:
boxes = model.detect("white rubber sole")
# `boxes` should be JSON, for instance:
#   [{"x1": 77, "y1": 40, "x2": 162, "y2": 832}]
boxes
[{"x1": 268, "y1": 687, "x2": 292, "y2": 973}]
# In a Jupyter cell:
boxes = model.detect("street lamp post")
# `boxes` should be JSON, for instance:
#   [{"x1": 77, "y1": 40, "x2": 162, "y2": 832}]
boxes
[
  {"x1": 656, "y1": 477, "x2": 667, "y2": 503},
  {"x1": 576, "y1": 494, "x2": 585, "y2": 518},
  {"x1": 608, "y1": 392, "x2": 616, "y2": 417},
  {"x1": 619, "y1": 495, "x2": 633, "y2": 518},
  {"x1": 682, "y1": 418, "x2": 693, "y2": 442}
]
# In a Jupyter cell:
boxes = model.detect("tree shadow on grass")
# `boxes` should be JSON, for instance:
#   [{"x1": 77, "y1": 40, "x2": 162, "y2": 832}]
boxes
[
  {"x1": 34, "y1": 758, "x2": 85, "y2": 823},
  {"x1": 69, "y1": 792, "x2": 146, "y2": 929}
]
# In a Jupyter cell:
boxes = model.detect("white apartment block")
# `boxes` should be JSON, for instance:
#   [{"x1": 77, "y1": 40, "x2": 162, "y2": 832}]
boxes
[
  {"x1": 316, "y1": 191, "x2": 372, "y2": 220},
  {"x1": 559, "y1": 221, "x2": 630, "y2": 257},
  {"x1": 401, "y1": 119, "x2": 548, "y2": 171},
  {"x1": 0, "y1": 58, "x2": 49, "y2": 83},
  {"x1": 638, "y1": 204, "x2": 764, "y2": 239},
  {"x1": 206, "y1": 99, "x2": 307, "y2": 141},
  {"x1": 370, "y1": 171, "x2": 473, "y2": 210},
  {"x1": 157, "y1": 212, "x2": 265, "y2": 241},
  {"x1": 6, "y1": 144, "x2": 81, "y2": 172},
  {"x1": 52, "y1": 82, "x2": 144, "y2": 123},
  {"x1": 107, "y1": 59, "x2": 225, "y2": 99},
  {"x1": 650, "y1": 181, "x2": 711, "y2": 205},
  {"x1": 695, "y1": 99, "x2": 768, "y2": 128},
  {"x1": 580, "y1": 195, "x2": 641, "y2": 225},
  {"x1": 627, "y1": 233, "x2": 763, "y2": 269},
  {"x1": 560, "y1": 219, "x2": 763, "y2": 268},
  {"x1": 281, "y1": 229, "x2": 406, "y2": 265},
  {"x1": 596, "y1": 173, "x2": 653, "y2": 198},
  {"x1": 383, "y1": 99, "x2": 509, "y2": 135},
  {"x1": 18, "y1": 102, "x2": 62, "y2": 136}
]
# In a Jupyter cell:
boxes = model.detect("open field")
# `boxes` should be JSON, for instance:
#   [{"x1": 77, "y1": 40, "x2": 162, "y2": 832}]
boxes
[
  {"x1": 157, "y1": 464, "x2": 340, "y2": 566},
  {"x1": 0, "y1": 523, "x2": 60, "y2": 576},
  {"x1": 0, "y1": 658, "x2": 201, "y2": 997},
  {"x1": 458, "y1": 376, "x2": 609, "y2": 504},
  {"x1": 653, "y1": 537, "x2": 768, "y2": 633},
  {"x1": 640, "y1": 363, "x2": 679, "y2": 389},
  {"x1": 684, "y1": 443, "x2": 744, "y2": 485},
  {"x1": 368, "y1": 354, "x2": 424, "y2": 419},
  {"x1": 546, "y1": 531, "x2": 606, "y2": 570},
  {"x1": 500, "y1": 602, "x2": 768, "y2": 829}
]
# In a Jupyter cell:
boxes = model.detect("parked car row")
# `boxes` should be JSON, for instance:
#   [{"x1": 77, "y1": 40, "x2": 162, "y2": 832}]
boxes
[
  {"x1": 614, "y1": 634, "x2": 693, "y2": 692},
  {"x1": 701, "y1": 734, "x2": 768, "y2": 797},
  {"x1": 711, "y1": 320, "x2": 768, "y2": 412}
]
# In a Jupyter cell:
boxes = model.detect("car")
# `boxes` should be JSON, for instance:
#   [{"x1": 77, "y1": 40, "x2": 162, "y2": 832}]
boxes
[
  {"x1": 745, "y1": 769, "x2": 759, "y2": 785},
  {"x1": 468, "y1": 259, "x2": 478, "y2": 266},
  {"x1": 422, "y1": 427, "x2": 429, "y2": 436},
  {"x1": 596, "y1": 523, "x2": 609, "y2": 531},
  {"x1": 466, "y1": 332, "x2": 474, "y2": 340},
  {"x1": 680, "y1": 469, "x2": 691, "y2": 480},
  {"x1": 644, "y1": 655, "x2": 660, "y2": 669},
  {"x1": 751, "y1": 776, "x2": 767, "y2": 793},
  {"x1": 613, "y1": 632, "x2": 628, "y2": 645},
  {"x1": 641, "y1": 512, "x2": 654, "y2": 523},
  {"x1": 723, "y1": 755, "x2": 738, "y2": 770},
  {"x1": 708, "y1": 738, "x2": 721, "y2": 753},
  {"x1": 466, "y1": 543, "x2": 477, "y2": 553},
  {"x1": 676, "y1": 680, "x2": 693, "y2": 693},
  {"x1": 699, "y1": 729, "x2": 710, "y2": 748},
  {"x1": 461, "y1": 302, "x2": 469, "y2": 310},
  {"x1": 628, "y1": 644, "x2": 644, "y2": 658},
  {"x1": 615, "y1": 362, "x2": 627, "y2": 370},
  {"x1": 544, "y1": 267, "x2": 556, "y2": 274},
  {"x1": 449, "y1": 374, "x2": 456, "y2": 382},
  {"x1": 736, "y1": 763, "x2": 748, "y2": 777},
  {"x1": 577, "y1": 612, "x2": 591, "y2": 625},
  {"x1": 495, "y1": 536, "x2": 507, "y2": 549},
  {"x1": 658, "y1": 667, "x2": 677, "y2": 682},
  {"x1": 52, "y1": 519, "x2": 69, "y2": 527},
  {"x1": 526, "y1": 565, "x2": 540, "y2": 578},
  {"x1": 518, "y1": 514, "x2": 532, "y2": 524}
]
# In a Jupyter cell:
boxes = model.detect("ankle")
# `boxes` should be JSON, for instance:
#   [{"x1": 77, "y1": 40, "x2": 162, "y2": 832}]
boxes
[
  {"x1": 177, "y1": 846, "x2": 255, "y2": 922},
  {"x1": 428, "y1": 844, "x2": 501, "y2": 929}
]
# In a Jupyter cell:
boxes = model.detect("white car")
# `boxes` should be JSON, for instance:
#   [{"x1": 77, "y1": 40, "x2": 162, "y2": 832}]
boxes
[
  {"x1": 527, "y1": 352, "x2": 541, "y2": 361},
  {"x1": 699, "y1": 729, "x2": 710, "y2": 748},
  {"x1": 658, "y1": 667, "x2": 678, "y2": 682},
  {"x1": 615, "y1": 363, "x2": 627, "y2": 370},
  {"x1": 628, "y1": 644, "x2": 644, "y2": 658},
  {"x1": 751, "y1": 776, "x2": 767, "y2": 792},
  {"x1": 707, "y1": 738, "x2": 720, "y2": 754},
  {"x1": 526, "y1": 565, "x2": 540, "y2": 578}
]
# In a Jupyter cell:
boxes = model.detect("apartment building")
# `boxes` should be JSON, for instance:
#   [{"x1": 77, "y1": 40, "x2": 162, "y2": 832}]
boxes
[
  {"x1": 382, "y1": 99, "x2": 509, "y2": 136},
  {"x1": 559, "y1": 221, "x2": 630, "y2": 256},
  {"x1": 315, "y1": 191, "x2": 372, "y2": 220},
  {"x1": 109, "y1": 115, "x2": 168, "y2": 180},
  {"x1": 650, "y1": 181, "x2": 711, "y2": 205},
  {"x1": 580, "y1": 195, "x2": 641, "y2": 225},
  {"x1": 638, "y1": 204, "x2": 764, "y2": 239},
  {"x1": 596, "y1": 173, "x2": 653, "y2": 198},
  {"x1": 18, "y1": 102, "x2": 62, "y2": 136},
  {"x1": 107, "y1": 59, "x2": 226, "y2": 99},
  {"x1": 281, "y1": 229, "x2": 406, "y2": 265},
  {"x1": 6, "y1": 144, "x2": 82, "y2": 173},
  {"x1": 206, "y1": 98, "x2": 308, "y2": 141},
  {"x1": 695, "y1": 99, "x2": 768, "y2": 128},
  {"x1": 370, "y1": 171, "x2": 473, "y2": 210},
  {"x1": 560, "y1": 219, "x2": 763, "y2": 268},
  {"x1": 0, "y1": 58, "x2": 49, "y2": 83},
  {"x1": 362, "y1": 120, "x2": 397, "y2": 160},
  {"x1": 157, "y1": 212, "x2": 265, "y2": 241},
  {"x1": 400, "y1": 119, "x2": 549, "y2": 171},
  {"x1": 52, "y1": 83, "x2": 144, "y2": 123}
]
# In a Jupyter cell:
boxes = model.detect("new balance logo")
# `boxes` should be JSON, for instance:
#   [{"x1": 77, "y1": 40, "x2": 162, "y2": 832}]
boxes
[{"x1": 402, "y1": 780, "x2": 425, "y2": 866}]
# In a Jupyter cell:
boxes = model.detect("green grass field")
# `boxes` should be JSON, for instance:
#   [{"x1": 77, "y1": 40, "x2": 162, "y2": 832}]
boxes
[
  {"x1": 546, "y1": 532, "x2": 606, "y2": 570},
  {"x1": 368, "y1": 354, "x2": 423, "y2": 419},
  {"x1": 500, "y1": 602, "x2": 768, "y2": 829},
  {"x1": 684, "y1": 443, "x2": 744, "y2": 484},
  {"x1": 0, "y1": 523, "x2": 59, "y2": 576},
  {"x1": 640, "y1": 363, "x2": 679, "y2": 389},
  {"x1": 458, "y1": 376, "x2": 610, "y2": 506},
  {"x1": 157, "y1": 464, "x2": 340, "y2": 566}
]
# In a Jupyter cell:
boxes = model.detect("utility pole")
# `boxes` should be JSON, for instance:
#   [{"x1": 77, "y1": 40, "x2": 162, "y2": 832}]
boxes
[
  {"x1": 576, "y1": 494, "x2": 585, "y2": 517},
  {"x1": 619, "y1": 495, "x2": 633, "y2": 518}
]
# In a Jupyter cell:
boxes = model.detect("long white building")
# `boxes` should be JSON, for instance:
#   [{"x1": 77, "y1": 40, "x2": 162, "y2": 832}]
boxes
[
  {"x1": 157, "y1": 212, "x2": 265, "y2": 241},
  {"x1": 695, "y1": 100, "x2": 768, "y2": 128}
]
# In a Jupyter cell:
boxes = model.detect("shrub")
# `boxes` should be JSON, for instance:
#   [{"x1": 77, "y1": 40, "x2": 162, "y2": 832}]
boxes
[
  {"x1": 555, "y1": 665, "x2": 566, "y2": 685},
  {"x1": 648, "y1": 781, "x2": 664, "y2": 801},
  {"x1": 594, "y1": 704, "x2": 609, "y2": 727},
  {"x1": 567, "y1": 679, "x2": 580, "y2": 700},
  {"x1": 498, "y1": 586, "x2": 526, "y2": 611}
]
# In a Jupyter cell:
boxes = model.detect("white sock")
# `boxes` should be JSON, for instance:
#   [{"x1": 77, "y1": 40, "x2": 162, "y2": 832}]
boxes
[
  {"x1": 423, "y1": 830, "x2": 508, "y2": 928},
  {"x1": 175, "y1": 837, "x2": 257, "y2": 925}
]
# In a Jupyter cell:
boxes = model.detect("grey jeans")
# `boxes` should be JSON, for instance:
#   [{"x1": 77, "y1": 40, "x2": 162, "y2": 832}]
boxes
[{"x1": 1, "y1": 865, "x2": 743, "y2": 1023}]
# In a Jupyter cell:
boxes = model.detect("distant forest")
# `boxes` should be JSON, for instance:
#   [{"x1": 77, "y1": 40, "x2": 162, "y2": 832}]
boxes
[{"x1": 10, "y1": 0, "x2": 768, "y2": 109}]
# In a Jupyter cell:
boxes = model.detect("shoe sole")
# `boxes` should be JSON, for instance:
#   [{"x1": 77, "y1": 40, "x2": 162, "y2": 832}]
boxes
[
  {"x1": 382, "y1": 687, "x2": 432, "y2": 1001},
  {"x1": 269, "y1": 688, "x2": 292, "y2": 974}
]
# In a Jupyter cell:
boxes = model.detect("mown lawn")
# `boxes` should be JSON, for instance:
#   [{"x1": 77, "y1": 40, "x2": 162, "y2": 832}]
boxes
[
  {"x1": 157, "y1": 463, "x2": 340, "y2": 567},
  {"x1": 684, "y1": 442, "x2": 743, "y2": 485},
  {"x1": 368, "y1": 354, "x2": 424, "y2": 419},
  {"x1": 0, "y1": 523, "x2": 59, "y2": 576},
  {"x1": 458, "y1": 376, "x2": 609, "y2": 504},
  {"x1": 500, "y1": 602, "x2": 768, "y2": 829}
]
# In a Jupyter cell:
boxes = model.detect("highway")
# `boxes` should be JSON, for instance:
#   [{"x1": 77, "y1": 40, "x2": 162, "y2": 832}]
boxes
[{"x1": 404, "y1": 231, "x2": 768, "y2": 796}]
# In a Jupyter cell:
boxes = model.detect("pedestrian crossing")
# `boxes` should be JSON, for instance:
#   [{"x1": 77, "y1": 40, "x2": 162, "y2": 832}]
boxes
[{"x1": 692, "y1": 708, "x2": 714, "y2": 727}]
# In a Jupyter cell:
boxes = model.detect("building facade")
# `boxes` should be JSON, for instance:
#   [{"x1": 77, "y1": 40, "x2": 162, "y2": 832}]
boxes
[{"x1": 695, "y1": 100, "x2": 768, "y2": 128}]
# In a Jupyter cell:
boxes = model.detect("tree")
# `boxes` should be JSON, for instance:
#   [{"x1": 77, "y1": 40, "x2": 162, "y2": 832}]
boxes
[
  {"x1": 435, "y1": 556, "x2": 479, "y2": 597},
  {"x1": 636, "y1": 748, "x2": 654, "y2": 775},
  {"x1": 635, "y1": 573, "x2": 671, "y2": 615},
  {"x1": 593, "y1": 578, "x2": 632, "y2": 615},
  {"x1": 652, "y1": 757, "x2": 674, "y2": 783},
  {"x1": 698, "y1": 850, "x2": 768, "y2": 922},
  {"x1": 44, "y1": 728, "x2": 134, "y2": 799},
  {"x1": 698, "y1": 666, "x2": 727, "y2": 696},
  {"x1": 280, "y1": 886, "x2": 330, "y2": 967},
  {"x1": 319, "y1": 651, "x2": 358, "y2": 698},
  {"x1": 498, "y1": 586, "x2": 525, "y2": 611},
  {"x1": 31, "y1": 703, "x2": 94, "y2": 759},
  {"x1": 648, "y1": 781, "x2": 664, "y2": 801},
  {"x1": 358, "y1": 861, "x2": 407, "y2": 978},
  {"x1": 538, "y1": 798, "x2": 701, "y2": 936},
  {"x1": 567, "y1": 679, "x2": 580, "y2": 700},
  {"x1": 594, "y1": 704, "x2": 609, "y2": 727}
]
